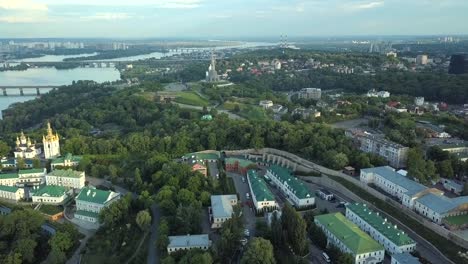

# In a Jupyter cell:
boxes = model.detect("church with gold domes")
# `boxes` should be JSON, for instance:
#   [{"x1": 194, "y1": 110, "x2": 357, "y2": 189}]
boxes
[
  {"x1": 43, "y1": 122, "x2": 60, "y2": 159},
  {"x1": 13, "y1": 131, "x2": 42, "y2": 159}
]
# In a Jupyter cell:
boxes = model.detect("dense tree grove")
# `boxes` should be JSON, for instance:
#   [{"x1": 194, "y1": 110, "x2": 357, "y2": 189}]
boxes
[{"x1": 0, "y1": 208, "x2": 79, "y2": 264}]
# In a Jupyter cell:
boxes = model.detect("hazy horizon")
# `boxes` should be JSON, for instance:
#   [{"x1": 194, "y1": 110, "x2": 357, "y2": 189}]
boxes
[{"x1": 1, "y1": 0, "x2": 468, "y2": 38}]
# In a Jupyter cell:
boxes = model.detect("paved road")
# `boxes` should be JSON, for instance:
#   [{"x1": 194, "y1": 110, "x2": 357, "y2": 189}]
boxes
[
  {"x1": 147, "y1": 204, "x2": 161, "y2": 264},
  {"x1": 228, "y1": 172, "x2": 258, "y2": 234},
  {"x1": 207, "y1": 161, "x2": 219, "y2": 179}
]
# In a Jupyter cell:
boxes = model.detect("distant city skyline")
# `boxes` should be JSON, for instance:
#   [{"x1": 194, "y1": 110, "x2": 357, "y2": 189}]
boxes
[{"x1": 1, "y1": 0, "x2": 468, "y2": 38}]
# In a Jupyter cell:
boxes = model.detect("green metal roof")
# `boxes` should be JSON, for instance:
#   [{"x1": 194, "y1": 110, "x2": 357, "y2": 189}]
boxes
[
  {"x1": 51, "y1": 153, "x2": 82, "y2": 164},
  {"x1": 0, "y1": 173, "x2": 19, "y2": 179},
  {"x1": 76, "y1": 187, "x2": 112, "y2": 205},
  {"x1": 0, "y1": 185, "x2": 19, "y2": 193},
  {"x1": 47, "y1": 169, "x2": 84, "y2": 178},
  {"x1": 315, "y1": 212, "x2": 384, "y2": 255},
  {"x1": 75, "y1": 210, "x2": 99, "y2": 218},
  {"x1": 19, "y1": 168, "x2": 45, "y2": 175},
  {"x1": 247, "y1": 170, "x2": 275, "y2": 202},
  {"x1": 32, "y1": 185, "x2": 67, "y2": 197},
  {"x1": 346, "y1": 203, "x2": 415, "y2": 246},
  {"x1": 268, "y1": 165, "x2": 312, "y2": 199},
  {"x1": 225, "y1": 158, "x2": 255, "y2": 168}
]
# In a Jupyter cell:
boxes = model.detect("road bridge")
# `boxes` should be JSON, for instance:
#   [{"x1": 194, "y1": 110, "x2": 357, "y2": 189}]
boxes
[{"x1": 0, "y1": 86, "x2": 59, "y2": 96}]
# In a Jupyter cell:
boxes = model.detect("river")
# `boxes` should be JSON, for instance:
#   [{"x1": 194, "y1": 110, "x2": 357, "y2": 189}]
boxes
[
  {"x1": 0, "y1": 67, "x2": 120, "y2": 118},
  {"x1": 0, "y1": 41, "x2": 274, "y2": 118},
  {"x1": 17, "y1": 52, "x2": 99, "y2": 62}
]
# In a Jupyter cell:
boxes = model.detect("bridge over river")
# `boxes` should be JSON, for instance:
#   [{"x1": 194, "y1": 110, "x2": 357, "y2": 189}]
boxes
[{"x1": 0, "y1": 86, "x2": 59, "y2": 96}]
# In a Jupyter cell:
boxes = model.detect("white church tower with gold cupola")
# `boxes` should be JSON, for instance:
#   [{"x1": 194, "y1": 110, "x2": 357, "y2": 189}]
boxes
[{"x1": 43, "y1": 122, "x2": 60, "y2": 159}]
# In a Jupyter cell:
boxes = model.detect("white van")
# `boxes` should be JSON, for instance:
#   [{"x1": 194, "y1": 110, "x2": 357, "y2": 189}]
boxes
[{"x1": 322, "y1": 252, "x2": 331, "y2": 263}]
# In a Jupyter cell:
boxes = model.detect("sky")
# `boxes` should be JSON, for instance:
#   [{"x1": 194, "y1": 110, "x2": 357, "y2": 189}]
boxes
[{"x1": 0, "y1": 0, "x2": 468, "y2": 38}]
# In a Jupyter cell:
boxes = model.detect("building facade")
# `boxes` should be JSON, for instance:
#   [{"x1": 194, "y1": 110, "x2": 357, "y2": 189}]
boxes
[
  {"x1": 298, "y1": 88, "x2": 321, "y2": 100},
  {"x1": 75, "y1": 187, "x2": 120, "y2": 223},
  {"x1": 391, "y1": 253, "x2": 421, "y2": 264},
  {"x1": 31, "y1": 185, "x2": 69, "y2": 205},
  {"x1": 315, "y1": 213, "x2": 385, "y2": 264},
  {"x1": 46, "y1": 169, "x2": 85, "y2": 189},
  {"x1": 209, "y1": 194, "x2": 238, "y2": 228},
  {"x1": 43, "y1": 122, "x2": 60, "y2": 159},
  {"x1": 360, "y1": 166, "x2": 441, "y2": 209},
  {"x1": 225, "y1": 158, "x2": 255, "y2": 176},
  {"x1": 413, "y1": 193, "x2": 468, "y2": 224},
  {"x1": 247, "y1": 170, "x2": 277, "y2": 212},
  {"x1": 346, "y1": 203, "x2": 417, "y2": 254},
  {"x1": 0, "y1": 185, "x2": 24, "y2": 201},
  {"x1": 346, "y1": 129, "x2": 409, "y2": 168},
  {"x1": 13, "y1": 131, "x2": 41, "y2": 159},
  {"x1": 167, "y1": 234, "x2": 212, "y2": 254},
  {"x1": 265, "y1": 165, "x2": 314, "y2": 208}
]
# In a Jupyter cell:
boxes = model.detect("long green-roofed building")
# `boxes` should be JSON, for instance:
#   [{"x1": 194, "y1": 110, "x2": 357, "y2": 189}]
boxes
[
  {"x1": 346, "y1": 203, "x2": 416, "y2": 254},
  {"x1": 31, "y1": 185, "x2": 69, "y2": 205},
  {"x1": 315, "y1": 212, "x2": 385, "y2": 264},
  {"x1": 265, "y1": 165, "x2": 314, "y2": 208},
  {"x1": 247, "y1": 170, "x2": 277, "y2": 212},
  {"x1": 0, "y1": 185, "x2": 24, "y2": 201}
]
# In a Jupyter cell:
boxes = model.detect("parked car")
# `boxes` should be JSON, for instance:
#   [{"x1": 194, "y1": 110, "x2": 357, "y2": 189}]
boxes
[
  {"x1": 244, "y1": 229, "x2": 250, "y2": 237},
  {"x1": 242, "y1": 177, "x2": 246, "y2": 183},
  {"x1": 239, "y1": 238, "x2": 248, "y2": 246},
  {"x1": 322, "y1": 252, "x2": 331, "y2": 263},
  {"x1": 246, "y1": 193, "x2": 250, "y2": 199},
  {"x1": 336, "y1": 202, "x2": 346, "y2": 208}
]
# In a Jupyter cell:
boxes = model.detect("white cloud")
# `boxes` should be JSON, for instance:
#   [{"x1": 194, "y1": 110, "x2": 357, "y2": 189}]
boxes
[
  {"x1": 0, "y1": 14, "x2": 51, "y2": 23},
  {"x1": 81, "y1": 12, "x2": 132, "y2": 21},
  {"x1": 0, "y1": 0, "x2": 48, "y2": 11},
  {"x1": 343, "y1": 1, "x2": 384, "y2": 11},
  {"x1": 40, "y1": 0, "x2": 202, "y2": 8}
]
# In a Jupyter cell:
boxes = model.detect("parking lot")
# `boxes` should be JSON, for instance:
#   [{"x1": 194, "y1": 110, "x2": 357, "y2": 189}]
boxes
[{"x1": 227, "y1": 172, "x2": 262, "y2": 236}]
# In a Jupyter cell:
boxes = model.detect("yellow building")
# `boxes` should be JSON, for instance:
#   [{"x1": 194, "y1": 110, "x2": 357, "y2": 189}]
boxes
[{"x1": 43, "y1": 122, "x2": 60, "y2": 159}]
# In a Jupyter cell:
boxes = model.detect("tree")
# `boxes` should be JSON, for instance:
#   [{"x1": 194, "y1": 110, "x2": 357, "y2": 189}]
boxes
[
  {"x1": 32, "y1": 158, "x2": 41, "y2": 169},
  {"x1": 281, "y1": 204, "x2": 309, "y2": 256},
  {"x1": 49, "y1": 231, "x2": 73, "y2": 252},
  {"x1": 308, "y1": 223, "x2": 327, "y2": 250},
  {"x1": 156, "y1": 219, "x2": 170, "y2": 252},
  {"x1": 15, "y1": 238, "x2": 37, "y2": 263},
  {"x1": 136, "y1": 210, "x2": 152, "y2": 231},
  {"x1": 463, "y1": 182, "x2": 468, "y2": 196},
  {"x1": 337, "y1": 253, "x2": 354, "y2": 264},
  {"x1": 134, "y1": 168, "x2": 143, "y2": 190},
  {"x1": 0, "y1": 140, "x2": 9, "y2": 157},
  {"x1": 241, "y1": 238, "x2": 276, "y2": 264},
  {"x1": 16, "y1": 158, "x2": 26, "y2": 169},
  {"x1": 438, "y1": 160, "x2": 454, "y2": 178}
]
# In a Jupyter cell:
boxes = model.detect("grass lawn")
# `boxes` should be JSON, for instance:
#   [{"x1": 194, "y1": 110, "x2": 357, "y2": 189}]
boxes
[
  {"x1": 39, "y1": 204, "x2": 63, "y2": 215},
  {"x1": 445, "y1": 214, "x2": 468, "y2": 226},
  {"x1": 174, "y1": 91, "x2": 209, "y2": 107},
  {"x1": 238, "y1": 106, "x2": 269, "y2": 121}
]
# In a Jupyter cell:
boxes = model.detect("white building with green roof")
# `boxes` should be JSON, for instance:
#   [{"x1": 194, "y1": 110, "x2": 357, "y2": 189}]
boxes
[
  {"x1": 346, "y1": 203, "x2": 416, "y2": 255},
  {"x1": 0, "y1": 185, "x2": 24, "y2": 201},
  {"x1": 75, "y1": 187, "x2": 120, "y2": 223},
  {"x1": 46, "y1": 169, "x2": 85, "y2": 189},
  {"x1": 31, "y1": 185, "x2": 69, "y2": 205},
  {"x1": 17, "y1": 168, "x2": 46, "y2": 186},
  {"x1": 315, "y1": 212, "x2": 385, "y2": 264},
  {"x1": 51, "y1": 153, "x2": 82, "y2": 170},
  {"x1": 0, "y1": 173, "x2": 20, "y2": 186},
  {"x1": 265, "y1": 165, "x2": 314, "y2": 208},
  {"x1": 247, "y1": 170, "x2": 277, "y2": 212}
]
